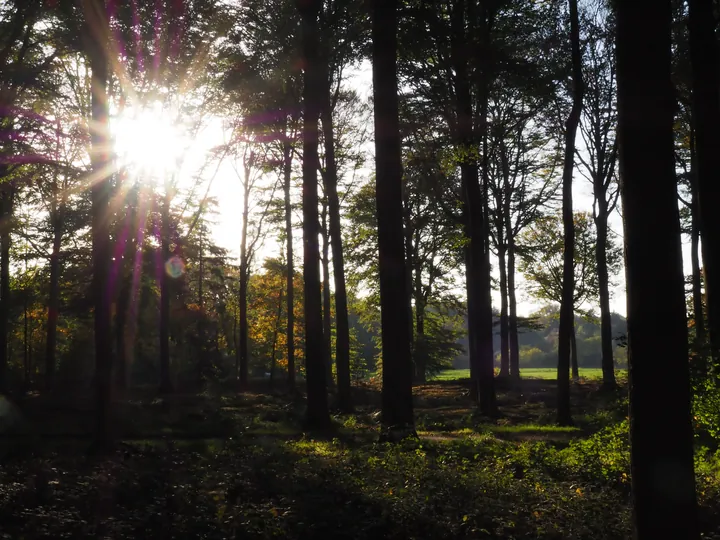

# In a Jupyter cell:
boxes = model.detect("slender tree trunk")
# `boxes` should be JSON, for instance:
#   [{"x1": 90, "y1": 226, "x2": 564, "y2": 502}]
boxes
[
  {"x1": 321, "y1": 205, "x2": 334, "y2": 388},
  {"x1": 595, "y1": 202, "x2": 616, "y2": 389},
  {"x1": 321, "y1": 89, "x2": 352, "y2": 411},
  {"x1": 270, "y1": 286, "x2": 283, "y2": 388},
  {"x1": 403, "y1": 185, "x2": 415, "y2": 373},
  {"x1": 372, "y1": 0, "x2": 415, "y2": 439},
  {"x1": 283, "y1": 140, "x2": 295, "y2": 389},
  {"x1": 159, "y1": 178, "x2": 172, "y2": 394},
  {"x1": 414, "y1": 299, "x2": 426, "y2": 384},
  {"x1": 507, "y1": 235, "x2": 520, "y2": 380},
  {"x1": 557, "y1": 0, "x2": 583, "y2": 427},
  {"x1": 570, "y1": 319, "x2": 579, "y2": 380},
  {"x1": 464, "y1": 242, "x2": 479, "y2": 401},
  {"x1": 45, "y1": 177, "x2": 63, "y2": 390},
  {"x1": 238, "y1": 163, "x2": 250, "y2": 388},
  {"x1": 0, "y1": 184, "x2": 12, "y2": 394},
  {"x1": 497, "y1": 237, "x2": 510, "y2": 378},
  {"x1": 689, "y1": 128, "x2": 707, "y2": 355},
  {"x1": 689, "y1": 0, "x2": 720, "y2": 373},
  {"x1": 616, "y1": 1, "x2": 699, "y2": 537},
  {"x1": 85, "y1": 0, "x2": 113, "y2": 449},
  {"x1": 298, "y1": 0, "x2": 330, "y2": 430}
]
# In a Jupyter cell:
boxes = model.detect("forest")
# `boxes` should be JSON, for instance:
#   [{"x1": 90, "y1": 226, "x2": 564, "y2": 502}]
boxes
[{"x1": 0, "y1": 0, "x2": 719, "y2": 538}]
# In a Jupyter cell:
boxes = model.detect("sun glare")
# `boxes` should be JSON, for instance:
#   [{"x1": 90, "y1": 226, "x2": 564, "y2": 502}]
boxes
[{"x1": 113, "y1": 102, "x2": 186, "y2": 178}]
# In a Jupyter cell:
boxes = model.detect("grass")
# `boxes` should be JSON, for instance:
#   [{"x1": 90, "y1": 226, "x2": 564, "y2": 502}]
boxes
[
  {"x1": 0, "y1": 377, "x2": 717, "y2": 539},
  {"x1": 432, "y1": 367, "x2": 623, "y2": 381}
]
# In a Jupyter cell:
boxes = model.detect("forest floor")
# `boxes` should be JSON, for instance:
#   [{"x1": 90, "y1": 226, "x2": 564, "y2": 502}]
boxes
[{"x1": 1, "y1": 377, "x2": 719, "y2": 539}]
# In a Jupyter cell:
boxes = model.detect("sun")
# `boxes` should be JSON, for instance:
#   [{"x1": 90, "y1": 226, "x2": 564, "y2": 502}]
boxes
[{"x1": 113, "y1": 101, "x2": 187, "y2": 178}]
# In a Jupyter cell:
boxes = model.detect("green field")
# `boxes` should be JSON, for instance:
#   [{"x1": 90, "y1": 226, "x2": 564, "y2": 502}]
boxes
[{"x1": 432, "y1": 367, "x2": 622, "y2": 381}]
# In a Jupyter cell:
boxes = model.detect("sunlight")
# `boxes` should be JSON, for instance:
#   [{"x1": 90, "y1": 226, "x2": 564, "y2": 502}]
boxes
[{"x1": 113, "y1": 101, "x2": 186, "y2": 178}]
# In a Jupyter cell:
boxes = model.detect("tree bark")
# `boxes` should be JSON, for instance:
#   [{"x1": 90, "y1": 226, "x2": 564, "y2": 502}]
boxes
[
  {"x1": 689, "y1": 0, "x2": 720, "y2": 373},
  {"x1": 689, "y1": 127, "x2": 706, "y2": 354},
  {"x1": 372, "y1": 0, "x2": 415, "y2": 438},
  {"x1": 497, "y1": 233, "x2": 510, "y2": 378},
  {"x1": 507, "y1": 234, "x2": 521, "y2": 380},
  {"x1": 570, "y1": 319, "x2": 579, "y2": 380},
  {"x1": 85, "y1": 0, "x2": 113, "y2": 449},
  {"x1": 595, "y1": 202, "x2": 616, "y2": 389},
  {"x1": 321, "y1": 204, "x2": 334, "y2": 388},
  {"x1": 238, "y1": 158, "x2": 251, "y2": 388},
  {"x1": 557, "y1": 0, "x2": 583, "y2": 427},
  {"x1": 616, "y1": 1, "x2": 699, "y2": 537},
  {"x1": 298, "y1": 0, "x2": 330, "y2": 430},
  {"x1": 320, "y1": 99, "x2": 352, "y2": 410},
  {"x1": 283, "y1": 139, "x2": 296, "y2": 389}
]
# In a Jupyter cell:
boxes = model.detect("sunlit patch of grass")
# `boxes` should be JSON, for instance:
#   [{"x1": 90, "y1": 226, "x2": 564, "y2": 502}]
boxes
[{"x1": 490, "y1": 424, "x2": 581, "y2": 434}]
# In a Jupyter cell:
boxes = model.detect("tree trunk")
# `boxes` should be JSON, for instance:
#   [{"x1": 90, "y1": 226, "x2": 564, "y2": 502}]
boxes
[
  {"x1": 557, "y1": 0, "x2": 583, "y2": 427},
  {"x1": 0, "y1": 184, "x2": 12, "y2": 394},
  {"x1": 283, "y1": 140, "x2": 295, "y2": 389},
  {"x1": 403, "y1": 184, "x2": 415, "y2": 376},
  {"x1": 45, "y1": 175, "x2": 63, "y2": 390},
  {"x1": 497, "y1": 235, "x2": 510, "y2": 378},
  {"x1": 321, "y1": 87, "x2": 352, "y2": 411},
  {"x1": 689, "y1": 127, "x2": 707, "y2": 355},
  {"x1": 464, "y1": 242, "x2": 479, "y2": 401},
  {"x1": 298, "y1": 0, "x2": 330, "y2": 430},
  {"x1": 570, "y1": 319, "x2": 579, "y2": 380},
  {"x1": 238, "y1": 161, "x2": 251, "y2": 388},
  {"x1": 595, "y1": 202, "x2": 616, "y2": 389},
  {"x1": 321, "y1": 205, "x2": 334, "y2": 388},
  {"x1": 414, "y1": 300, "x2": 426, "y2": 384},
  {"x1": 270, "y1": 285, "x2": 283, "y2": 388},
  {"x1": 372, "y1": 0, "x2": 415, "y2": 439},
  {"x1": 455, "y1": 0, "x2": 496, "y2": 415},
  {"x1": 507, "y1": 235, "x2": 521, "y2": 380},
  {"x1": 616, "y1": 1, "x2": 699, "y2": 537},
  {"x1": 159, "y1": 178, "x2": 172, "y2": 394},
  {"x1": 85, "y1": 0, "x2": 113, "y2": 449},
  {"x1": 689, "y1": 0, "x2": 720, "y2": 373}
]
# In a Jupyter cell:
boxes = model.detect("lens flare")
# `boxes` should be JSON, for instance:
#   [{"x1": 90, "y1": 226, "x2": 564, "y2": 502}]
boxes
[{"x1": 165, "y1": 255, "x2": 185, "y2": 278}]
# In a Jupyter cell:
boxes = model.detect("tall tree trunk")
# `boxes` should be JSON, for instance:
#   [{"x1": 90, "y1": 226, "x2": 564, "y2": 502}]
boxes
[
  {"x1": 464, "y1": 242, "x2": 479, "y2": 401},
  {"x1": 414, "y1": 298, "x2": 426, "y2": 384},
  {"x1": 497, "y1": 235, "x2": 509, "y2": 378},
  {"x1": 238, "y1": 161, "x2": 251, "y2": 388},
  {"x1": 616, "y1": 1, "x2": 699, "y2": 537},
  {"x1": 45, "y1": 167, "x2": 64, "y2": 390},
  {"x1": 507, "y1": 235, "x2": 521, "y2": 380},
  {"x1": 321, "y1": 205, "x2": 334, "y2": 388},
  {"x1": 458, "y1": 0, "x2": 496, "y2": 415},
  {"x1": 557, "y1": 0, "x2": 583, "y2": 427},
  {"x1": 85, "y1": 0, "x2": 113, "y2": 449},
  {"x1": 159, "y1": 178, "x2": 172, "y2": 394},
  {"x1": 570, "y1": 319, "x2": 579, "y2": 380},
  {"x1": 403, "y1": 185, "x2": 415, "y2": 375},
  {"x1": 372, "y1": 0, "x2": 415, "y2": 439},
  {"x1": 595, "y1": 199, "x2": 616, "y2": 389},
  {"x1": 0, "y1": 184, "x2": 12, "y2": 394},
  {"x1": 270, "y1": 285, "x2": 283, "y2": 388},
  {"x1": 689, "y1": 127, "x2": 707, "y2": 355},
  {"x1": 689, "y1": 0, "x2": 720, "y2": 373},
  {"x1": 320, "y1": 82, "x2": 353, "y2": 412},
  {"x1": 298, "y1": 0, "x2": 330, "y2": 430},
  {"x1": 283, "y1": 139, "x2": 296, "y2": 389}
]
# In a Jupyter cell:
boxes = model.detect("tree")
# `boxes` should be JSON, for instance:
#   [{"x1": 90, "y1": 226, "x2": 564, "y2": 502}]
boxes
[
  {"x1": 298, "y1": 0, "x2": 330, "y2": 430},
  {"x1": 372, "y1": 0, "x2": 415, "y2": 439},
  {"x1": 576, "y1": 2, "x2": 619, "y2": 390},
  {"x1": 688, "y1": 0, "x2": 720, "y2": 372},
  {"x1": 615, "y1": 0, "x2": 699, "y2": 536},
  {"x1": 556, "y1": 0, "x2": 584, "y2": 426}
]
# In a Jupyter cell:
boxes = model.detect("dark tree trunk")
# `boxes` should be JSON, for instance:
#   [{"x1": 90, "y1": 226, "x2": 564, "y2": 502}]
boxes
[
  {"x1": 320, "y1": 101, "x2": 351, "y2": 409},
  {"x1": 372, "y1": 0, "x2": 415, "y2": 438},
  {"x1": 689, "y1": 128, "x2": 706, "y2": 354},
  {"x1": 298, "y1": 0, "x2": 330, "y2": 430},
  {"x1": 464, "y1": 242, "x2": 479, "y2": 401},
  {"x1": 159, "y1": 180, "x2": 172, "y2": 394},
  {"x1": 689, "y1": 0, "x2": 720, "y2": 372},
  {"x1": 283, "y1": 140, "x2": 296, "y2": 389},
  {"x1": 86, "y1": 0, "x2": 113, "y2": 449},
  {"x1": 0, "y1": 184, "x2": 12, "y2": 394},
  {"x1": 269, "y1": 286, "x2": 283, "y2": 387},
  {"x1": 403, "y1": 186, "x2": 415, "y2": 375},
  {"x1": 238, "y1": 161, "x2": 251, "y2": 388},
  {"x1": 321, "y1": 205, "x2": 334, "y2": 388},
  {"x1": 497, "y1": 235, "x2": 510, "y2": 378},
  {"x1": 616, "y1": 1, "x2": 699, "y2": 537},
  {"x1": 455, "y1": 0, "x2": 496, "y2": 415},
  {"x1": 507, "y1": 235, "x2": 520, "y2": 380},
  {"x1": 557, "y1": 0, "x2": 583, "y2": 427},
  {"x1": 414, "y1": 272, "x2": 426, "y2": 384},
  {"x1": 45, "y1": 176, "x2": 63, "y2": 390},
  {"x1": 595, "y1": 201, "x2": 616, "y2": 389},
  {"x1": 570, "y1": 319, "x2": 579, "y2": 380}
]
